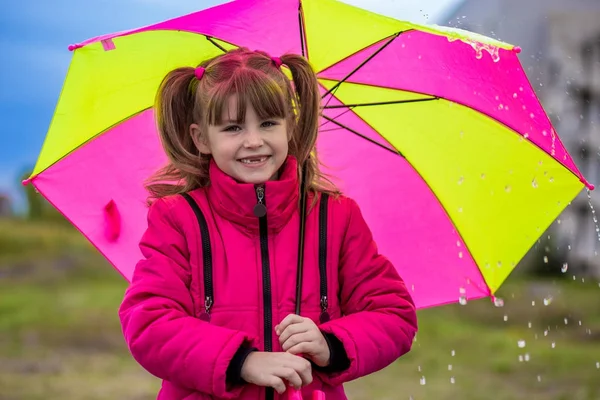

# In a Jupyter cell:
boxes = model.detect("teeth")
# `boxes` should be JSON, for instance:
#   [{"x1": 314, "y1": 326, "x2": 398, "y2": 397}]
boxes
[{"x1": 240, "y1": 157, "x2": 268, "y2": 164}]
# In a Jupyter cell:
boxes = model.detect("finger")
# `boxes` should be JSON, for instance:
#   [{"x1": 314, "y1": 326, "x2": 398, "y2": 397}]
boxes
[
  {"x1": 287, "y1": 341, "x2": 313, "y2": 356},
  {"x1": 276, "y1": 314, "x2": 305, "y2": 335},
  {"x1": 277, "y1": 367, "x2": 303, "y2": 390},
  {"x1": 279, "y1": 322, "x2": 311, "y2": 345},
  {"x1": 294, "y1": 357, "x2": 313, "y2": 386},
  {"x1": 268, "y1": 376, "x2": 287, "y2": 394},
  {"x1": 282, "y1": 331, "x2": 314, "y2": 352}
]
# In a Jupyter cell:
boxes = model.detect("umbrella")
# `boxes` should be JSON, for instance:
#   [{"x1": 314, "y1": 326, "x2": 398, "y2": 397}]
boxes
[{"x1": 24, "y1": 0, "x2": 594, "y2": 309}]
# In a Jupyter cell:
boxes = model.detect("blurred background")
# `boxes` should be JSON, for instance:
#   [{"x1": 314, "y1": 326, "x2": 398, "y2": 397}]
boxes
[{"x1": 1, "y1": 0, "x2": 599, "y2": 399}]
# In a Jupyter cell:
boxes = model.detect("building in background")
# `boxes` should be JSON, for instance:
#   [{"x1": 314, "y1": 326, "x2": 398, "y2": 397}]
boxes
[{"x1": 439, "y1": 0, "x2": 600, "y2": 277}]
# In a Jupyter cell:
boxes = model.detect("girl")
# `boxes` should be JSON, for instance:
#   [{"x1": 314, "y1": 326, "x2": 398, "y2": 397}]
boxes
[{"x1": 119, "y1": 48, "x2": 418, "y2": 400}]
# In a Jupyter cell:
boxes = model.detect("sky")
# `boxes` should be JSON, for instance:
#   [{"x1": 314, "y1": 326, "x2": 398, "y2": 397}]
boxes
[{"x1": 0, "y1": 0, "x2": 460, "y2": 210}]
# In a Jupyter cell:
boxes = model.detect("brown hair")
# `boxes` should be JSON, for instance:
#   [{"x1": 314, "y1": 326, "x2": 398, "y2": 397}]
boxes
[{"x1": 146, "y1": 47, "x2": 338, "y2": 201}]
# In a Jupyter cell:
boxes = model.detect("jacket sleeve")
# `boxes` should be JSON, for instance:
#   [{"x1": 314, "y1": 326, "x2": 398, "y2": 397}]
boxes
[
  {"x1": 317, "y1": 198, "x2": 418, "y2": 385},
  {"x1": 119, "y1": 198, "x2": 256, "y2": 398}
]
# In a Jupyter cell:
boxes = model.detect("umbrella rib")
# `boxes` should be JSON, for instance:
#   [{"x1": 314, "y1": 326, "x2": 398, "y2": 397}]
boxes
[
  {"x1": 206, "y1": 36, "x2": 227, "y2": 52},
  {"x1": 323, "y1": 98, "x2": 439, "y2": 109},
  {"x1": 321, "y1": 114, "x2": 403, "y2": 157},
  {"x1": 321, "y1": 31, "x2": 401, "y2": 102},
  {"x1": 298, "y1": 3, "x2": 306, "y2": 57}
]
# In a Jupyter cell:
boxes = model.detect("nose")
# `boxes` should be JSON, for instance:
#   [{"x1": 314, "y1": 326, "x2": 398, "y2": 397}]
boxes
[{"x1": 243, "y1": 127, "x2": 264, "y2": 148}]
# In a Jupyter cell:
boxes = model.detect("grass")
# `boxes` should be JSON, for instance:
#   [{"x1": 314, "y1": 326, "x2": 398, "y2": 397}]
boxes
[{"x1": 1, "y1": 218, "x2": 599, "y2": 399}]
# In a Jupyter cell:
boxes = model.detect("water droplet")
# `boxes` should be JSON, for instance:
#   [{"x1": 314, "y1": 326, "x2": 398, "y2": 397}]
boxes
[
  {"x1": 480, "y1": 173, "x2": 486, "y2": 179},
  {"x1": 504, "y1": 314, "x2": 508, "y2": 322},
  {"x1": 448, "y1": 364, "x2": 453, "y2": 371},
  {"x1": 544, "y1": 330, "x2": 549, "y2": 336},
  {"x1": 494, "y1": 297, "x2": 504, "y2": 307},
  {"x1": 505, "y1": 185, "x2": 512, "y2": 193},
  {"x1": 513, "y1": 93, "x2": 518, "y2": 98},
  {"x1": 518, "y1": 355, "x2": 524, "y2": 362},
  {"x1": 420, "y1": 376, "x2": 426, "y2": 385},
  {"x1": 543, "y1": 256, "x2": 548, "y2": 263},
  {"x1": 528, "y1": 321, "x2": 532, "y2": 328},
  {"x1": 544, "y1": 296, "x2": 553, "y2": 306},
  {"x1": 532, "y1": 178, "x2": 539, "y2": 188},
  {"x1": 524, "y1": 133, "x2": 529, "y2": 139},
  {"x1": 531, "y1": 301, "x2": 536, "y2": 306},
  {"x1": 451, "y1": 350, "x2": 456, "y2": 356},
  {"x1": 458, "y1": 251, "x2": 463, "y2": 258},
  {"x1": 519, "y1": 86, "x2": 524, "y2": 91},
  {"x1": 518, "y1": 340, "x2": 526, "y2": 348},
  {"x1": 450, "y1": 377, "x2": 455, "y2": 384},
  {"x1": 524, "y1": 353, "x2": 530, "y2": 362},
  {"x1": 564, "y1": 318, "x2": 569, "y2": 325},
  {"x1": 417, "y1": 365, "x2": 422, "y2": 372},
  {"x1": 551, "y1": 342, "x2": 556, "y2": 348},
  {"x1": 459, "y1": 295, "x2": 467, "y2": 305},
  {"x1": 458, "y1": 207, "x2": 463, "y2": 213},
  {"x1": 537, "y1": 375, "x2": 542, "y2": 382},
  {"x1": 596, "y1": 362, "x2": 599, "y2": 369},
  {"x1": 530, "y1": 113, "x2": 535, "y2": 118},
  {"x1": 456, "y1": 240, "x2": 461, "y2": 247}
]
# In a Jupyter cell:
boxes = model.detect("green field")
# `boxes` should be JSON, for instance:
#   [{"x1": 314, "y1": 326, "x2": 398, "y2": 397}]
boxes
[{"x1": 1, "y1": 218, "x2": 599, "y2": 399}]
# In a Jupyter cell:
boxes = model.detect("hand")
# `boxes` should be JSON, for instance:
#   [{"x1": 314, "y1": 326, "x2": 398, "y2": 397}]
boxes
[
  {"x1": 240, "y1": 351, "x2": 312, "y2": 394},
  {"x1": 276, "y1": 314, "x2": 331, "y2": 368}
]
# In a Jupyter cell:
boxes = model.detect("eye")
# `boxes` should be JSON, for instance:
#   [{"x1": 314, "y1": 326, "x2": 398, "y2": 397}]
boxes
[
  {"x1": 261, "y1": 120, "x2": 278, "y2": 128},
  {"x1": 223, "y1": 125, "x2": 241, "y2": 132}
]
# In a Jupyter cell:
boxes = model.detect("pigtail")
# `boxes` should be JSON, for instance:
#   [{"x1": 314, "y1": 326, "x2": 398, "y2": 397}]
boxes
[
  {"x1": 146, "y1": 67, "x2": 211, "y2": 201},
  {"x1": 280, "y1": 54, "x2": 339, "y2": 199}
]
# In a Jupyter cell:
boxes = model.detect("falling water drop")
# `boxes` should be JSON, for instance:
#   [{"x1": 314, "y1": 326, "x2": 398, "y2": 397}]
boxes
[
  {"x1": 459, "y1": 296, "x2": 468, "y2": 305},
  {"x1": 543, "y1": 256, "x2": 548, "y2": 264},
  {"x1": 504, "y1": 314, "x2": 508, "y2": 322},
  {"x1": 586, "y1": 190, "x2": 600, "y2": 241},
  {"x1": 532, "y1": 178, "x2": 539, "y2": 188},
  {"x1": 596, "y1": 362, "x2": 599, "y2": 369},
  {"x1": 458, "y1": 251, "x2": 464, "y2": 258},
  {"x1": 524, "y1": 353, "x2": 530, "y2": 362},
  {"x1": 505, "y1": 185, "x2": 512, "y2": 193},
  {"x1": 458, "y1": 176, "x2": 464, "y2": 185},
  {"x1": 494, "y1": 297, "x2": 505, "y2": 307},
  {"x1": 551, "y1": 342, "x2": 556, "y2": 348},
  {"x1": 448, "y1": 364, "x2": 453, "y2": 371},
  {"x1": 518, "y1": 355, "x2": 524, "y2": 362},
  {"x1": 451, "y1": 350, "x2": 456, "y2": 357},
  {"x1": 537, "y1": 375, "x2": 542, "y2": 382},
  {"x1": 532, "y1": 301, "x2": 536, "y2": 306},
  {"x1": 564, "y1": 318, "x2": 569, "y2": 325},
  {"x1": 544, "y1": 296, "x2": 553, "y2": 306},
  {"x1": 420, "y1": 376, "x2": 426, "y2": 385},
  {"x1": 518, "y1": 340, "x2": 526, "y2": 348},
  {"x1": 450, "y1": 377, "x2": 456, "y2": 384}
]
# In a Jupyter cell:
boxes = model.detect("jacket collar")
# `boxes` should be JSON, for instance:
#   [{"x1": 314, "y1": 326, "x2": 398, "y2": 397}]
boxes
[{"x1": 205, "y1": 156, "x2": 299, "y2": 234}]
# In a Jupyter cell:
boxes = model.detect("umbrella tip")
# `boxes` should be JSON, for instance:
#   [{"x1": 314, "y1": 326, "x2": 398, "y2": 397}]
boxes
[
  {"x1": 512, "y1": 46, "x2": 522, "y2": 54},
  {"x1": 68, "y1": 44, "x2": 82, "y2": 52},
  {"x1": 21, "y1": 178, "x2": 31, "y2": 186}
]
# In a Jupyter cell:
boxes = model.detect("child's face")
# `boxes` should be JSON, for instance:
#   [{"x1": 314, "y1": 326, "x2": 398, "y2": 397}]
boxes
[{"x1": 195, "y1": 95, "x2": 289, "y2": 184}]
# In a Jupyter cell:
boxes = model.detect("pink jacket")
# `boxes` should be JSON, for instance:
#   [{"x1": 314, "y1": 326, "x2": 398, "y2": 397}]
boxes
[{"x1": 119, "y1": 157, "x2": 417, "y2": 400}]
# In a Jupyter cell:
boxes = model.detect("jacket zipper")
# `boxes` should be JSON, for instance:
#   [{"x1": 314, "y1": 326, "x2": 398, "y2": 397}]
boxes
[
  {"x1": 319, "y1": 193, "x2": 330, "y2": 323},
  {"x1": 255, "y1": 185, "x2": 274, "y2": 400}
]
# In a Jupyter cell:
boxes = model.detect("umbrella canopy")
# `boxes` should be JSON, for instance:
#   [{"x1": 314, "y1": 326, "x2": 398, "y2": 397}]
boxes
[{"x1": 25, "y1": 0, "x2": 593, "y2": 309}]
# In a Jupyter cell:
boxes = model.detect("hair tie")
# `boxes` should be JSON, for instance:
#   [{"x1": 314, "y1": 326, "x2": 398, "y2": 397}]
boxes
[
  {"x1": 194, "y1": 66, "x2": 205, "y2": 80},
  {"x1": 271, "y1": 57, "x2": 283, "y2": 68}
]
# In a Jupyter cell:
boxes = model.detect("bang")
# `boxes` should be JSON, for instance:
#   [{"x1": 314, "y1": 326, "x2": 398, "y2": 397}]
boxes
[{"x1": 206, "y1": 68, "x2": 290, "y2": 126}]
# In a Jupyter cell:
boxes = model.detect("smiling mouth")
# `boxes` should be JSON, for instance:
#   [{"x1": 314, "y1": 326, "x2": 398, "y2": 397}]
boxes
[{"x1": 238, "y1": 156, "x2": 270, "y2": 164}]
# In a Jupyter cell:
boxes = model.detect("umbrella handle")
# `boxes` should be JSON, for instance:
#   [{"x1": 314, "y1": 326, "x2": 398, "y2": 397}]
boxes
[{"x1": 287, "y1": 388, "x2": 326, "y2": 400}]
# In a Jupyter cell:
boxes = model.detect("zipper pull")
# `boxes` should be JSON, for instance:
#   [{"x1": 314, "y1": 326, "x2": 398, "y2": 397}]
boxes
[
  {"x1": 319, "y1": 295, "x2": 330, "y2": 323},
  {"x1": 200, "y1": 296, "x2": 213, "y2": 322},
  {"x1": 253, "y1": 185, "x2": 267, "y2": 218}
]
